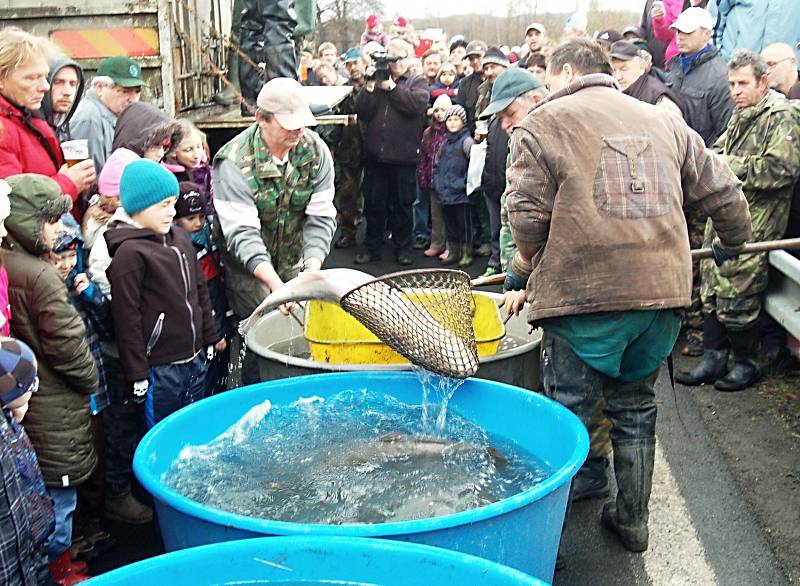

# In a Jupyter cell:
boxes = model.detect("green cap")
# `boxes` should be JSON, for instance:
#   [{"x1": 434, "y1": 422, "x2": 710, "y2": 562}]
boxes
[
  {"x1": 343, "y1": 47, "x2": 363, "y2": 63},
  {"x1": 479, "y1": 68, "x2": 543, "y2": 119},
  {"x1": 97, "y1": 56, "x2": 145, "y2": 88}
]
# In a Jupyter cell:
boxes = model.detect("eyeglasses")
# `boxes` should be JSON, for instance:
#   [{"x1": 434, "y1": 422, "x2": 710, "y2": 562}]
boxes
[{"x1": 766, "y1": 57, "x2": 793, "y2": 69}]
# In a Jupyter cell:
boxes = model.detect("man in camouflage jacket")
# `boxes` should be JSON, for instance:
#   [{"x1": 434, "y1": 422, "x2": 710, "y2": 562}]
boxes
[
  {"x1": 678, "y1": 50, "x2": 800, "y2": 391},
  {"x1": 213, "y1": 78, "x2": 336, "y2": 385}
]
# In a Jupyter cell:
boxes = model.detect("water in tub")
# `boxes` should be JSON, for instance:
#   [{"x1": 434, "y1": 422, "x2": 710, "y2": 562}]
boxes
[{"x1": 164, "y1": 378, "x2": 552, "y2": 525}]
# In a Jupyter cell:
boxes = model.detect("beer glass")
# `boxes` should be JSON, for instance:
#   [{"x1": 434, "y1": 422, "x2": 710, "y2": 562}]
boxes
[{"x1": 61, "y1": 139, "x2": 89, "y2": 167}]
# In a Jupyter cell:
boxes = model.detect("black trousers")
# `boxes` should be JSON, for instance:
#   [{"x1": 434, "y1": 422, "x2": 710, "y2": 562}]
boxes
[
  {"x1": 239, "y1": 0, "x2": 298, "y2": 105},
  {"x1": 442, "y1": 203, "x2": 468, "y2": 244},
  {"x1": 363, "y1": 162, "x2": 416, "y2": 255}
]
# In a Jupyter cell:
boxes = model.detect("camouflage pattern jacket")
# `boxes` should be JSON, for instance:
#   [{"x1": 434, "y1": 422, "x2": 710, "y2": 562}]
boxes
[{"x1": 702, "y1": 90, "x2": 800, "y2": 301}]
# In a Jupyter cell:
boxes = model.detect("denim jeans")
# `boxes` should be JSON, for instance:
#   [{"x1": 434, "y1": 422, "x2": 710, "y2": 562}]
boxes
[
  {"x1": 45, "y1": 487, "x2": 77, "y2": 560},
  {"x1": 413, "y1": 185, "x2": 430, "y2": 241}
]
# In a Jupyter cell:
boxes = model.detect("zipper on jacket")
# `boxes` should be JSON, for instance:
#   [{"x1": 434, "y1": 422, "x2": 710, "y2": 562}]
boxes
[
  {"x1": 169, "y1": 245, "x2": 197, "y2": 353},
  {"x1": 146, "y1": 313, "x2": 165, "y2": 357}
]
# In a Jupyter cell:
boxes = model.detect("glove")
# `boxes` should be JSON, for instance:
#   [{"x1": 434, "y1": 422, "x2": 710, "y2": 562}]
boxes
[
  {"x1": 132, "y1": 380, "x2": 149, "y2": 404},
  {"x1": 711, "y1": 238, "x2": 741, "y2": 267},
  {"x1": 504, "y1": 264, "x2": 529, "y2": 291},
  {"x1": 206, "y1": 345, "x2": 215, "y2": 361}
]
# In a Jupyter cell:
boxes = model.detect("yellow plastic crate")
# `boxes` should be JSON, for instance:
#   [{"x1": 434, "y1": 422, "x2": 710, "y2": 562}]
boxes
[{"x1": 304, "y1": 293, "x2": 506, "y2": 365}]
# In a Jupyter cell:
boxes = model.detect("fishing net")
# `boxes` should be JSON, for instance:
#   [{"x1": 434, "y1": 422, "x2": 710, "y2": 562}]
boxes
[{"x1": 339, "y1": 269, "x2": 479, "y2": 379}]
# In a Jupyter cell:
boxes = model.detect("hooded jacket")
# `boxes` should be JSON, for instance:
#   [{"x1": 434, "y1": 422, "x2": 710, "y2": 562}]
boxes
[
  {"x1": 2, "y1": 174, "x2": 98, "y2": 487},
  {"x1": 0, "y1": 94, "x2": 78, "y2": 202},
  {"x1": 111, "y1": 102, "x2": 170, "y2": 157},
  {"x1": 105, "y1": 223, "x2": 219, "y2": 382},
  {"x1": 40, "y1": 57, "x2": 85, "y2": 142}
]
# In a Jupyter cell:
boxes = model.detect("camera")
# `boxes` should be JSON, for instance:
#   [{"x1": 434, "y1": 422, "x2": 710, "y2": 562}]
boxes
[{"x1": 367, "y1": 51, "x2": 400, "y2": 82}]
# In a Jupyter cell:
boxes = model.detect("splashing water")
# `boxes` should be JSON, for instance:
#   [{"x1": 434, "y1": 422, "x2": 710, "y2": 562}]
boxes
[
  {"x1": 413, "y1": 365, "x2": 465, "y2": 435},
  {"x1": 165, "y1": 389, "x2": 551, "y2": 525}
]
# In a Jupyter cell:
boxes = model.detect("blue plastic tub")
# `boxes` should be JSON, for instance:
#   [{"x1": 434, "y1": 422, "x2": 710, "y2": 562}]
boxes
[
  {"x1": 86, "y1": 536, "x2": 549, "y2": 585},
  {"x1": 133, "y1": 372, "x2": 588, "y2": 583}
]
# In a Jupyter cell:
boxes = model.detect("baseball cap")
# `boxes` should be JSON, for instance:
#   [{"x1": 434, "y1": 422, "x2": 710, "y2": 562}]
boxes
[
  {"x1": 622, "y1": 25, "x2": 644, "y2": 38},
  {"x1": 465, "y1": 40, "x2": 488, "y2": 58},
  {"x1": 596, "y1": 29, "x2": 623, "y2": 45},
  {"x1": 343, "y1": 47, "x2": 363, "y2": 63},
  {"x1": 670, "y1": 7, "x2": 714, "y2": 33},
  {"x1": 256, "y1": 77, "x2": 317, "y2": 130},
  {"x1": 175, "y1": 181, "x2": 207, "y2": 219},
  {"x1": 479, "y1": 68, "x2": 543, "y2": 119},
  {"x1": 97, "y1": 56, "x2": 145, "y2": 88},
  {"x1": 525, "y1": 23, "x2": 546, "y2": 35},
  {"x1": 610, "y1": 40, "x2": 641, "y2": 61}
]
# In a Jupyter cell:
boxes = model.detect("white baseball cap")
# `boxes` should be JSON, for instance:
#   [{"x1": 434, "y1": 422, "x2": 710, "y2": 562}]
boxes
[
  {"x1": 256, "y1": 78, "x2": 317, "y2": 130},
  {"x1": 670, "y1": 7, "x2": 714, "y2": 33}
]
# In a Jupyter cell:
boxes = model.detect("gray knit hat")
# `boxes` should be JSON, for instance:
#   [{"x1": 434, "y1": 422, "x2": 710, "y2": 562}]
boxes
[
  {"x1": 444, "y1": 104, "x2": 467, "y2": 127},
  {"x1": 481, "y1": 46, "x2": 510, "y2": 69}
]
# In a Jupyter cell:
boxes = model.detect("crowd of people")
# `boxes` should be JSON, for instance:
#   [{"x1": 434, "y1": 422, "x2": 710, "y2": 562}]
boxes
[{"x1": 0, "y1": 0, "x2": 799, "y2": 583}]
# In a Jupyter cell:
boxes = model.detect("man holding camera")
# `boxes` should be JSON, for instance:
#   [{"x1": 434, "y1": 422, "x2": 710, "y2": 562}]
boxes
[{"x1": 354, "y1": 39, "x2": 429, "y2": 266}]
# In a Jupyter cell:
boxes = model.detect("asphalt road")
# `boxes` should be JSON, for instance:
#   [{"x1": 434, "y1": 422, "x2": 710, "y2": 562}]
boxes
[{"x1": 89, "y1": 235, "x2": 799, "y2": 585}]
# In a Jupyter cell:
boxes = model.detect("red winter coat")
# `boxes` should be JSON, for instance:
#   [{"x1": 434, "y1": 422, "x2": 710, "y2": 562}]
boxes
[{"x1": 0, "y1": 94, "x2": 78, "y2": 202}]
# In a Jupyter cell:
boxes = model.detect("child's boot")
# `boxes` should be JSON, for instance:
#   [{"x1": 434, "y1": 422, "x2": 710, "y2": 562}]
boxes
[
  {"x1": 458, "y1": 243, "x2": 473, "y2": 268},
  {"x1": 440, "y1": 241, "x2": 461, "y2": 266}
]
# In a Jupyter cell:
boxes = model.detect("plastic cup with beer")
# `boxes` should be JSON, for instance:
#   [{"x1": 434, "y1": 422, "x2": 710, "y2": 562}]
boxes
[{"x1": 61, "y1": 139, "x2": 89, "y2": 167}]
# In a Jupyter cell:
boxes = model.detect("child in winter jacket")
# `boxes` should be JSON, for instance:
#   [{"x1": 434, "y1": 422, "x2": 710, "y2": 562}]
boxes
[
  {"x1": 82, "y1": 148, "x2": 138, "y2": 252},
  {"x1": 360, "y1": 14, "x2": 388, "y2": 49},
  {"x1": 173, "y1": 182, "x2": 233, "y2": 395},
  {"x1": 433, "y1": 104, "x2": 474, "y2": 268},
  {"x1": 3, "y1": 174, "x2": 99, "y2": 583},
  {"x1": 106, "y1": 160, "x2": 223, "y2": 428},
  {"x1": 0, "y1": 337, "x2": 56, "y2": 586},
  {"x1": 429, "y1": 62, "x2": 460, "y2": 104},
  {"x1": 416, "y1": 94, "x2": 452, "y2": 260},
  {"x1": 45, "y1": 215, "x2": 116, "y2": 564},
  {"x1": 163, "y1": 120, "x2": 214, "y2": 216}
]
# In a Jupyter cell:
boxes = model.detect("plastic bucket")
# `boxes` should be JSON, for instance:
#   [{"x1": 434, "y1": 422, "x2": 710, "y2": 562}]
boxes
[
  {"x1": 133, "y1": 372, "x2": 588, "y2": 583},
  {"x1": 85, "y1": 536, "x2": 549, "y2": 585}
]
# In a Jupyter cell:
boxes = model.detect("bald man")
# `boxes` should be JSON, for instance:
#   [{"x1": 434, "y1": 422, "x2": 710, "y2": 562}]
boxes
[{"x1": 761, "y1": 43, "x2": 800, "y2": 99}]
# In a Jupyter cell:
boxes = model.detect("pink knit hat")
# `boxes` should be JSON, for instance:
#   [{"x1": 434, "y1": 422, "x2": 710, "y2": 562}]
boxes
[
  {"x1": 366, "y1": 14, "x2": 380, "y2": 29},
  {"x1": 98, "y1": 148, "x2": 140, "y2": 197}
]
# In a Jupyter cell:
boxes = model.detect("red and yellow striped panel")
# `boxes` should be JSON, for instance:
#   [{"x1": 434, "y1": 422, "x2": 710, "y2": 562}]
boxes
[{"x1": 51, "y1": 28, "x2": 159, "y2": 59}]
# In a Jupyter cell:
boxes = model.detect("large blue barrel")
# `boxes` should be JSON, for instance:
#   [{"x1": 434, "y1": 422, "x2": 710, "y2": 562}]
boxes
[
  {"x1": 86, "y1": 536, "x2": 549, "y2": 585},
  {"x1": 133, "y1": 372, "x2": 588, "y2": 583}
]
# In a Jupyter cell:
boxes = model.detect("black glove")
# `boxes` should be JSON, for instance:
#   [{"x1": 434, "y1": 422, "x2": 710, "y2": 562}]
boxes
[
  {"x1": 504, "y1": 264, "x2": 529, "y2": 291},
  {"x1": 711, "y1": 239, "x2": 740, "y2": 266}
]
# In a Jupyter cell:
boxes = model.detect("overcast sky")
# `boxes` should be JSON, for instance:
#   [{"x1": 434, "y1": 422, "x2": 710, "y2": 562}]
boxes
[{"x1": 396, "y1": 0, "x2": 640, "y2": 19}]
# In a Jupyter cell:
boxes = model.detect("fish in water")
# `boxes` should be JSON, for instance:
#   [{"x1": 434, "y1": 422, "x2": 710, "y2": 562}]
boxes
[
  {"x1": 239, "y1": 268, "x2": 479, "y2": 378},
  {"x1": 332, "y1": 432, "x2": 508, "y2": 471}
]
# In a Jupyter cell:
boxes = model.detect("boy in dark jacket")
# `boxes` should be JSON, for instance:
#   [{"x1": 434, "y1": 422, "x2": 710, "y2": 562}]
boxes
[
  {"x1": 106, "y1": 160, "x2": 222, "y2": 429},
  {"x1": 173, "y1": 182, "x2": 232, "y2": 394}
]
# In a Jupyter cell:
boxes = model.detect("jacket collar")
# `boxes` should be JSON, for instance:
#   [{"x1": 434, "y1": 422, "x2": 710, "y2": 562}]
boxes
[{"x1": 535, "y1": 73, "x2": 619, "y2": 110}]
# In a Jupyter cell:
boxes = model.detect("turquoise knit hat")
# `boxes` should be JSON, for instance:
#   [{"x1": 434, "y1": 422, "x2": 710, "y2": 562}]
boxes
[{"x1": 119, "y1": 159, "x2": 179, "y2": 216}]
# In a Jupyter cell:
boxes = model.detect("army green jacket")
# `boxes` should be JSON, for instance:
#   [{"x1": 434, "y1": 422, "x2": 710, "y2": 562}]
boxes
[{"x1": 703, "y1": 90, "x2": 800, "y2": 299}]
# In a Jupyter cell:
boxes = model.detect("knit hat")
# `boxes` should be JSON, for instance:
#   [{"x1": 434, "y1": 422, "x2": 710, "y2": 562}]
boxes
[
  {"x1": 393, "y1": 16, "x2": 408, "y2": 28},
  {"x1": 54, "y1": 213, "x2": 82, "y2": 253},
  {"x1": 432, "y1": 94, "x2": 452, "y2": 111},
  {"x1": 444, "y1": 104, "x2": 467, "y2": 126},
  {"x1": 175, "y1": 181, "x2": 207, "y2": 219},
  {"x1": 119, "y1": 159, "x2": 180, "y2": 216},
  {"x1": 0, "y1": 338, "x2": 38, "y2": 408},
  {"x1": 482, "y1": 47, "x2": 510, "y2": 69},
  {"x1": 366, "y1": 14, "x2": 380, "y2": 29},
  {"x1": 98, "y1": 148, "x2": 140, "y2": 197}
]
